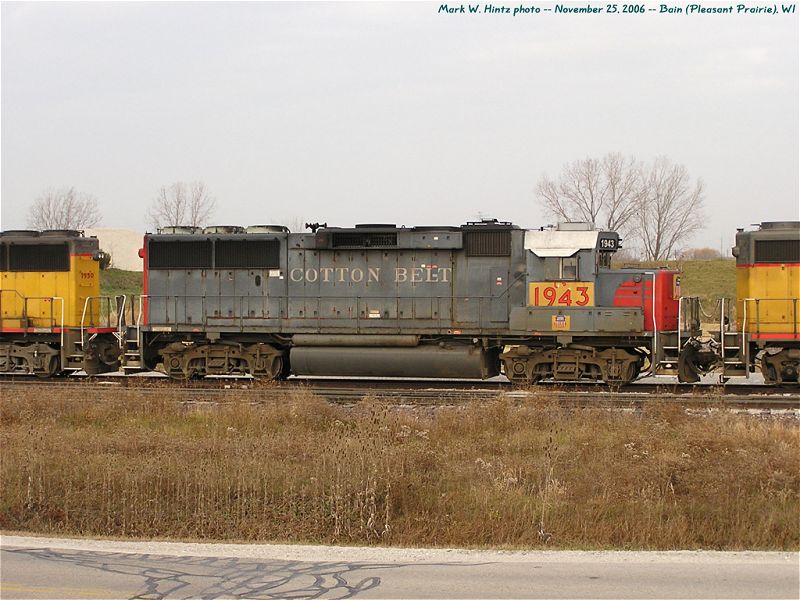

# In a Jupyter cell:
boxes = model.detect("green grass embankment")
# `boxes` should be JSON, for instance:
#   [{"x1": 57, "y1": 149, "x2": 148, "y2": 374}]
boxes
[{"x1": 100, "y1": 268, "x2": 143, "y2": 298}]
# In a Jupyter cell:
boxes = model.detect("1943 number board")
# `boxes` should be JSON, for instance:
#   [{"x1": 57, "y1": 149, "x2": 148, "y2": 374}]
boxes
[{"x1": 528, "y1": 282, "x2": 594, "y2": 307}]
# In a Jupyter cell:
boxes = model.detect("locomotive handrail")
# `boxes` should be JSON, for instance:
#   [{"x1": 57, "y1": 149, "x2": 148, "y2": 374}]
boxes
[
  {"x1": 0, "y1": 292, "x2": 64, "y2": 348},
  {"x1": 740, "y1": 297, "x2": 800, "y2": 338},
  {"x1": 0, "y1": 289, "x2": 26, "y2": 327},
  {"x1": 54, "y1": 297, "x2": 64, "y2": 358},
  {"x1": 720, "y1": 297, "x2": 726, "y2": 366},
  {"x1": 644, "y1": 272, "x2": 658, "y2": 374},
  {"x1": 492, "y1": 271, "x2": 528, "y2": 300},
  {"x1": 140, "y1": 293, "x2": 506, "y2": 332},
  {"x1": 117, "y1": 295, "x2": 127, "y2": 347},
  {"x1": 136, "y1": 294, "x2": 145, "y2": 349},
  {"x1": 80, "y1": 296, "x2": 117, "y2": 344}
]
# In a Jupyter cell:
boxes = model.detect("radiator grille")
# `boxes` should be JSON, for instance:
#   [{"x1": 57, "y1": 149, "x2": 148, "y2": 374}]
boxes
[
  {"x1": 215, "y1": 240, "x2": 280, "y2": 268},
  {"x1": 464, "y1": 231, "x2": 511, "y2": 257},
  {"x1": 754, "y1": 239, "x2": 800, "y2": 263},
  {"x1": 331, "y1": 232, "x2": 398, "y2": 248},
  {"x1": 8, "y1": 243, "x2": 69, "y2": 272},
  {"x1": 0, "y1": 244, "x2": 6, "y2": 271},
  {"x1": 149, "y1": 240, "x2": 212, "y2": 269}
]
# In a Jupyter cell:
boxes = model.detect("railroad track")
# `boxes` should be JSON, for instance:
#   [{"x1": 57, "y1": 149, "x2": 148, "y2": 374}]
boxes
[{"x1": 1, "y1": 375, "x2": 798, "y2": 410}]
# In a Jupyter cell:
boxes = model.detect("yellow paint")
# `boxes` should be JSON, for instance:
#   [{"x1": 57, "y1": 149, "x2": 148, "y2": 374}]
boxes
[
  {"x1": 0, "y1": 255, "x2": 101, "y2": 329},
  {"x1": 736, "y1": 264, "x2": 800, "y2": 335},
  {"x1": 529, "y1": 282, "x2": 594, "y2": 307}
]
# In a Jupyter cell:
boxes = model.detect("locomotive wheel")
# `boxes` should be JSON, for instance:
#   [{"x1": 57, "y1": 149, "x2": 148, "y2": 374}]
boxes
[
  {"x1": 34, "y1": 355, "x2": 60, "y2": 379},
  {"x1": 761, "y1": 348, "x2": 800, "y2": 385},
  {"x1": 142, "y1": 348, "x2": 161, "y2": 371},
  {"x1": 261, "y1": 354, "x2": 283, "y2": 380},
  {"x1": 246, "y1": 344, "x2": 286, "y2": 380}
]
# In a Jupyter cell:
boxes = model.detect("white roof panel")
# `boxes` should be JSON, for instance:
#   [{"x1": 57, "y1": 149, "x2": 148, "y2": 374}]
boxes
[{"x1": 524, "y1": 230, "x2": 599, "y2": 257}]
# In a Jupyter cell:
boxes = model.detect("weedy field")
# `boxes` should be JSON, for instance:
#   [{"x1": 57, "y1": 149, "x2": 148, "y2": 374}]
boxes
[{"x1": 1, "y1": 387, "x2": 797, "y2": 550}]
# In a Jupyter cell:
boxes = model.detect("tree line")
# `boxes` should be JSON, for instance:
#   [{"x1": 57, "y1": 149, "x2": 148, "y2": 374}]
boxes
[
  {"x1": 536, "y1": 153, "x2": 705, "y2": 260},
  {"x1": 26, "y1": 182, "x2": 217, "y2": 232},
  {"x1": 26, "y1": 153, "x2": 706, "y2": 261}
]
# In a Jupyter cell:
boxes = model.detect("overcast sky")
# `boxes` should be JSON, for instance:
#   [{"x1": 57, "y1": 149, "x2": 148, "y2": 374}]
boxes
[{"x1": 1, "y1": 1, "x2": 797, "y2": 253}]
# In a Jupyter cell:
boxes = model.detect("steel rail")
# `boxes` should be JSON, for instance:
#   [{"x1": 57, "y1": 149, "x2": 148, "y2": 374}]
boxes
[{"x1": 1, "y1": 378, "x2": 798, "y2": 410}]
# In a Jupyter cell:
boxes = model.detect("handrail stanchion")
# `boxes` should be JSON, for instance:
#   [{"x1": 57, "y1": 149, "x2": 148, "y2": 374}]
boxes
[
  {"x1": 136, "y1": 294, "x2": 146, "y2": 351},
  {"x1": 51, "y1": 297, "x2": 65, "y2": 366},
  {"x1": 741, "y1": 298, "x2": 748, "y2": 379},
  {"x1": 677, "y1": 296, "x2": 683, "y2": 354},
  {"x1": 80, "y1": 297, "x2": 91, "y2": 347},
  {"x1": 720, "y1": 297, "x2": 726, "y2": 375}
]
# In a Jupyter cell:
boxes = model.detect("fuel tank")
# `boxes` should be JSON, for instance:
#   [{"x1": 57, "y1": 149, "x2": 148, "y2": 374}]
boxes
[{"x1": 289, "y1": 344, "x2": 500, "y2": 379}]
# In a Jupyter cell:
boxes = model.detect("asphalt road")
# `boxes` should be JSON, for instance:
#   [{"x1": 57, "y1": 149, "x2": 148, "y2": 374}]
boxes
[{"x1": 1, "y1": 536, "x2": 797, "y2": 599}]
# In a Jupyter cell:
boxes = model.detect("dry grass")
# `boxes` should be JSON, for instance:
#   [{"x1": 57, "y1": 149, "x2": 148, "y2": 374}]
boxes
[{"x1": 1, "y1": 388, "x2": 798, "y2": 550}]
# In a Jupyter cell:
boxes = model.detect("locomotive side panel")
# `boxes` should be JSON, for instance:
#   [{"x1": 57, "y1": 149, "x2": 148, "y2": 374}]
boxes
[
  {"x1": 0, "y1": 234, "x2": 101, "y2": 329},
  {"x1": 145, "y1": 234, "x2": 289, "y2": 331},
  {"x1": 734, "y1": 223, "x2": 800, "y2": 338},
  {"x1": 282, "y1": 224, "x2": 523, "y2": 334}
]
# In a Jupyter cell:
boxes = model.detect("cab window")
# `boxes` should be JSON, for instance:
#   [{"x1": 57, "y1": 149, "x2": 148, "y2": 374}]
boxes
[
  {"x1": 561, "y1": 257, "x2": 577, "y2": 280},
  {"x1": 544, "y1": 256, "x2": 578, "y2": 280}
]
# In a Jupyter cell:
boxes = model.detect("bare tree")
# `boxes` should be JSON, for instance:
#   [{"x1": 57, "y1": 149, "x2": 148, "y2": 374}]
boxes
[
  {"x1": 536, "y1": 153, "x2": 645, "y2": 232},
  {"x1": 148, "y1": 181, "x2": 216, "y2": 230},
  {"x1": 635, "y1": 157, "x2": 705, "y2": 260},
  {"x1": 27, "y1": 187, "x2": 101, "y2": 230},
  {"x1": 679, "y1": 247, "x2": 722, "y2": 260}
]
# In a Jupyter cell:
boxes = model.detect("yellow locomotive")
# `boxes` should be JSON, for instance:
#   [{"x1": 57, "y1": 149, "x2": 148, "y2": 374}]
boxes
[
  {"x1": 732, "y1": 221, "x2": 799, "y2": 383},
  {"x1": 0, "y1": 230, "x2": 121, "y2": 376},
  {"x1": 678, "y1": 221, "x2": 799, "y2": 384}
]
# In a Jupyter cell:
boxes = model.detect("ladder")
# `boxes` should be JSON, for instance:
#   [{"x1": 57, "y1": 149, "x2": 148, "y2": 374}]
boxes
[{"x1": 719, "y1": 298, "x2": 749, "y2": 379}]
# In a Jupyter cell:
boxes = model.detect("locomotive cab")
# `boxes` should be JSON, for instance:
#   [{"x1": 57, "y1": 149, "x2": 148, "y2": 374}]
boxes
[{"x1": 502, "y1": 222, "x2": 683, "y2": 384}]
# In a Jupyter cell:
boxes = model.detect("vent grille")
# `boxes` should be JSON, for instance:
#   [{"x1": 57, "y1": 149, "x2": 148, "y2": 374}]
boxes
[
  {"x1": 754, "y1": 239, "x2": 800, "y2": 263},
  {"x1": 0, "y1": 245, "x2": 6, "y2": 271},
  {"x1": 331, "y1": 232, "x2": 398, "y2": 248},
  {"x1": 149, "y1": 240, "x2": 212, "y2": 269},
  {"x1": 215, "y1": 240, "x2": 280, "y2": 269},
  {"x1": 9, "y1": 244, "x2": 70, "y2": 272},
  {"x1": 464, "y1": 231, "x2": 511, "y2": 257}
]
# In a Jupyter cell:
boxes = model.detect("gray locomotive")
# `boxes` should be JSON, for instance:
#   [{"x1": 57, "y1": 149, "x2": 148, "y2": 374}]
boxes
[{"x1": 130, "y1": 220, "x2": 690, "y2": 383}]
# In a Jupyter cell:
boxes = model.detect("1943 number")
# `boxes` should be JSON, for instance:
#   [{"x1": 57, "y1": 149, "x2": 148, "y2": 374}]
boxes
[{"x1": 529, "y1": 282, "x2": 595, "y2": 307}]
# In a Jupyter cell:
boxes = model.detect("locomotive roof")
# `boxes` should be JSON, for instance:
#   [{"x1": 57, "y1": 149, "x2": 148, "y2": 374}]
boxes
[
  {"x1": 148, "y1": 221, "x2": 520, "y2": 235},
  {"x1": 0, "y1": 229, "x2": 89, "y2": 240},
  {"x1": 524, "y1": 229, "x2": 612, "y2": 257}
]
